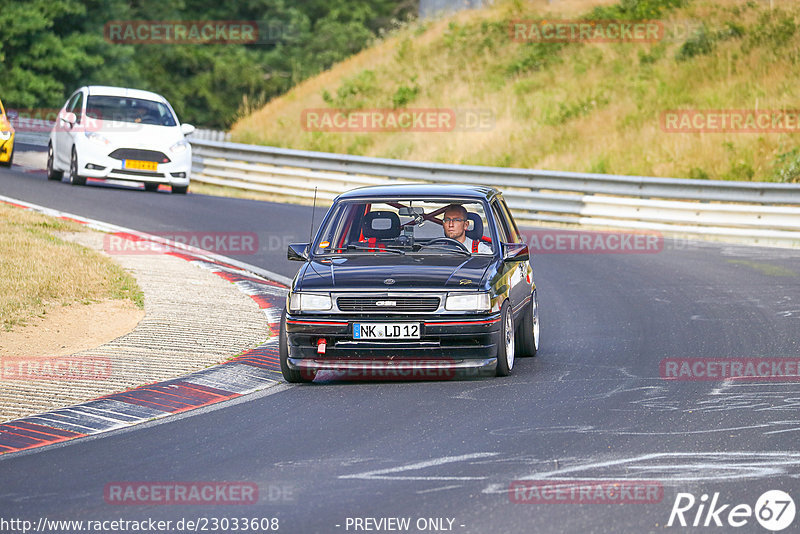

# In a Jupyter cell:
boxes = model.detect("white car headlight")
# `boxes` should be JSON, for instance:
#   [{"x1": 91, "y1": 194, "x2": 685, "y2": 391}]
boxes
[
  {"x1": 445, "y1": 292, "x2": 491, "y2": 311},
  {"x1": 84, "y1": 131, "x2": 109, "y2": 145},
  {"x1": 0, "y1": 130, "x2": 11, "y2": 140},
  {"x1": 288, "y1": 292, "x2": 332, "y2": 312},
  {"x1": 170, "y1": 140, "x2": 189, "y2": 154}
]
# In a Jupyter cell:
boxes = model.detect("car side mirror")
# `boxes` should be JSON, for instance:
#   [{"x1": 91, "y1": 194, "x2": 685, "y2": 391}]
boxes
[
  {"x1": 502, "y1": 242, "x2": 529, "y2": 262},
  {"x1": 180, "y1": 123, "x2": 195, "y2": 136},
  {"x1": 287, "y1": 243, "x2": 309, "y2": 261},
  {"x1": 62, "y1": 112, "x2": 77, "y2": 125}
]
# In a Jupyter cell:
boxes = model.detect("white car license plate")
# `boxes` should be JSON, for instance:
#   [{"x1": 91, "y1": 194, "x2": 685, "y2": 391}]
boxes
[
  {"x1": 124, "y1": 159, "x2": 158, "y2": 172},
  {"x1": 353, "y1": 323, "x2": 420, "y2": 340}
]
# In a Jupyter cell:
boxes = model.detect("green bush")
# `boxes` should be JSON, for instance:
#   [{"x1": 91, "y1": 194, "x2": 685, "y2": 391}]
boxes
[
  {"x1": 327, "y1": 70, "x2": 378, "y2": 109},
  {"x1": 689, "y1": 167, "x2": 710, "y2": 180},
  {"x1": 772, "y1": 148, "x2": 800, "y2": 183},
  {"x1": 392, "y1": 81, "x2": 419, "y2": 108},
  {"x1": 589, "y1": 0, "x2": 687, "y2": 21},
  {"x1": 725, "y1": 162, "x2": 755, "y2": 181},
  {"x1": 505, "y1": 43, "x2": 564, "y2": 76},
  {"x1": 676, "y1": 25, "x2": 715, "y2": 61}
]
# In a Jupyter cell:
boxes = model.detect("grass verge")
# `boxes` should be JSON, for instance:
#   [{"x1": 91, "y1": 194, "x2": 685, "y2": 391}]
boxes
[{"x1": 0, "y1": 202, "x2": 144, "y2": 331}]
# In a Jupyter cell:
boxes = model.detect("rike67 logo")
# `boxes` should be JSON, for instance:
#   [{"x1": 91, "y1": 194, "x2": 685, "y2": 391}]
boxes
[{"x1": 667, "y1": 490, "x2": 795, "y2": 531}]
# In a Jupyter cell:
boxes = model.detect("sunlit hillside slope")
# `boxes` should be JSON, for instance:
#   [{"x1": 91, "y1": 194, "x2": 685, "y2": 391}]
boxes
[{"x1": 231, "y1": 0, "x2": 800, "y2": 182}]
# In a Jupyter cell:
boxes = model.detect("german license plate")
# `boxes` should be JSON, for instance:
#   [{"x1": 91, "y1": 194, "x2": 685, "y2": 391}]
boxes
[
  {"x1": 353, "y1": 323, "x2": 420, "y2": 339},
  {"x1": 124, "y1": 159, "x2": 158, "y2": 171}
]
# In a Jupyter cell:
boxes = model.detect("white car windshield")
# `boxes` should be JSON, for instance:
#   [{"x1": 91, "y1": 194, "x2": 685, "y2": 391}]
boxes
[{"x1": 86, "y1": 96, "x2": 177, "y2": 126}]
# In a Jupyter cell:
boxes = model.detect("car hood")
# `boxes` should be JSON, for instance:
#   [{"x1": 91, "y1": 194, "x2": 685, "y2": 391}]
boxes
[
  {"x1": 295, "y1": 254, "x2": 493, "y2": 291},
  {"x1": 77, "y1": 122, "x2": 186, "y2": 151},
  {"x1": 107, "y1": 123, "x2": 185, "y2": 149}
]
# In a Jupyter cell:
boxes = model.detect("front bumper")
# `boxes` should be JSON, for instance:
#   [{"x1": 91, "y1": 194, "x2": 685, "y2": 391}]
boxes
[
  {"x1": 284, "y1": 313, "x2": 502, "y2": 376},
  {"x1": 0, "y1": 133, "x2": 14, "y2": 162},
  {"x1": 76, "y1": 141, "x2": 191, "y2": 186}
]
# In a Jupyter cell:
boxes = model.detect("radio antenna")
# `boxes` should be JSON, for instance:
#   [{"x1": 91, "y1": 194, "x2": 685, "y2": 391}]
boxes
[{"x1": 308, "y1": 186, "x2": 318, "y2": 247}]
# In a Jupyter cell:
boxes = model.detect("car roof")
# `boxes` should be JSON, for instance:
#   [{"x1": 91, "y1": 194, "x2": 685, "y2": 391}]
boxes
[
  {"x1": 336, "y1": 184, "x2": 500, "y2": 201},
  {"x1": 83, "y1": 85, "x2": 168, "y2": 103}
]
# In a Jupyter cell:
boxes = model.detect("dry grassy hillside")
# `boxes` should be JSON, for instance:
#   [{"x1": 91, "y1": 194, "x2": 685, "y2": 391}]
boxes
[{"x1": 231, "y1": 0, "x2": 800, "y2": 182}]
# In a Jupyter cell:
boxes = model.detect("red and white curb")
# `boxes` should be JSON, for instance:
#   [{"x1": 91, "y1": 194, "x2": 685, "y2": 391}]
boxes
[{"x1": 0, "y1": 195, "x2": 290, "y2": 455}]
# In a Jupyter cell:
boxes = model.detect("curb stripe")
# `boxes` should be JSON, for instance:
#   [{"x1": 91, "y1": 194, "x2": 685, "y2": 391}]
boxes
[{"x1": 0, "y1": 197, "x2": 290, "y2": 455}]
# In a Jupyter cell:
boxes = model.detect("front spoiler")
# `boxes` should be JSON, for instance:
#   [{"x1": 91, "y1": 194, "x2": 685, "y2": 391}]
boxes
[{"x1": 287, "y1": 357, "x2": 497, "y2": 379}]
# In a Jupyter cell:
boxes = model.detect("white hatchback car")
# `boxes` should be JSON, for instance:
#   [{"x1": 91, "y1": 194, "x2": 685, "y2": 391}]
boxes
[{"x1": 47, "y1": 86, "x2": 194, "y2": 194}]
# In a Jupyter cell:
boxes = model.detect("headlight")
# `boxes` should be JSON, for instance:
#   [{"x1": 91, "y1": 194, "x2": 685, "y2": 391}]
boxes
[
  {"x1": 288, "y1": 292, "x2": 332, "y2": 312},
  {"x1": 84, "y1": 131, "x2": 109, "y2": 145},
  {"x1": 0, "y1": 130, "x2": 11, "y2": 140},
  {"x1": 445, "y1": 292, "x2": 491, "y2": 311},
  {"x1": 170, "y1": 140, "x2": 189, "y2": 153}
]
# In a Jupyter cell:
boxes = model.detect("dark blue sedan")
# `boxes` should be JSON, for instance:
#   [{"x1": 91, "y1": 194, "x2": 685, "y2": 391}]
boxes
[{"x1": 280, "y1": 184, "x2": 539, "y2": 382}]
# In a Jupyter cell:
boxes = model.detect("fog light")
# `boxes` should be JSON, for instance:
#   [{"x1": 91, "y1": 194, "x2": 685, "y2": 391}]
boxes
[
  {"x1": 86, "y1": 163, "x2": 105, "y2": 170},
  {"x1": 170, "y1": 172, "x2": 186, "y2": 178}
]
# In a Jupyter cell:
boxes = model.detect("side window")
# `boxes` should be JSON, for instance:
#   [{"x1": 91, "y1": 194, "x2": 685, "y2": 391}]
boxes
[
  {"x1": 63, "y1": 93, "x2": 79, "y2": 115},
  {"x1": 491, "y1": 201, "x2": 509, "y2": 243},
  {"x1": 497, "y1": 198, "x2": 522, "y2": 243},
  {"x1": 68, "y1": 92, "x2": 84, "y2": 124}
]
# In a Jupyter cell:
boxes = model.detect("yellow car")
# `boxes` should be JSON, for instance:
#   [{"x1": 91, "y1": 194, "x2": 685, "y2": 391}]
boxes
[{"x1": 0, "y1": 98, "x2": 14, "y2": 167}]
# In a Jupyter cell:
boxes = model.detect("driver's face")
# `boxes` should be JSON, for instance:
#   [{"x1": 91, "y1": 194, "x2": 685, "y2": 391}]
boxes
[{"x1": 443, "y1": 210, "x2": 467, "y2": 241}]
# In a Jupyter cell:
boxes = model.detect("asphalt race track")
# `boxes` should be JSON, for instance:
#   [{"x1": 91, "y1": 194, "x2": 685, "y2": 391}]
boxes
[{"x1": 2, "y1": 166, "x2": 800, "y2": 533}]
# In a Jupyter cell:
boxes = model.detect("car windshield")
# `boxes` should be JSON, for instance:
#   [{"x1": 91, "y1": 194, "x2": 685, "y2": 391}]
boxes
[
  {"x1": 313, "y1": 199, "x2": 493, "y2": 256},
  {"x1": 85, "y1": 95, "x2": 177, "y2": 126}
]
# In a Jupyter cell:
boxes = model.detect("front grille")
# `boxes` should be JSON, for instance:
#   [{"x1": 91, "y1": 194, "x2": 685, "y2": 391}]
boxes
[
  {"x1": 110, "y1": 169, "x2": 165, "y2": 177},
  {"x1": 337, "y1": 296, "x2": 439, "y2": 313},
  {"x1": 108, "y1": 148, "x2": 170, "y2": 163}
]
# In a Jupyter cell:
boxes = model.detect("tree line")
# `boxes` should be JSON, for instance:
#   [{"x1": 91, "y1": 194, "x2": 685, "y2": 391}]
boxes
[{"x1": 0, "y1": 0, "x2": 416, "y2": 128}]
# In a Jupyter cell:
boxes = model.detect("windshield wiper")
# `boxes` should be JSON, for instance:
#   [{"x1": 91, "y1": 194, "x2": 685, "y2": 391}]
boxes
[{"x1": 346, "y1": 243, "x2": 406, "y2": 254}]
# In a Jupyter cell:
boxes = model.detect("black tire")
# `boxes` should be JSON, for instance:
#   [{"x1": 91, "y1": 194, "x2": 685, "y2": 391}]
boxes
[
  {"x1": 279, "y1": 309, "x2": 314, "y2": 383},
  {"x1": 516, "y1": 290, "x2": 539, "y2": 358},
  {"x1": 46, "y1": 143, "x2": 62, "y2": 180},
  {"x1": 69, "y1": 148, "x2": 86, "y2": 186},
  {"x1": 144, "y1": 183, "x2": 159, "y2": 192},
  {"x1": 496, "y1": 301, "x2": 515, "y2": 377},
  {"x1": 172, "y1": 185, "x2": 188, "y2": 195}
]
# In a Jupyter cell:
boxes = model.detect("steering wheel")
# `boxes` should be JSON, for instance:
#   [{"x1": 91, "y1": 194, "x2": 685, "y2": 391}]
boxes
[{"x1": 424, "y1": 237, "x2": 470, "y2": 252}]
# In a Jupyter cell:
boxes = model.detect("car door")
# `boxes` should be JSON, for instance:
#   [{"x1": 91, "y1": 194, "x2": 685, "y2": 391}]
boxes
[
  {"x1": 55, "y1": 91, "x2": 82, "y2": 167},
  {"x1": 491, "y1": 197, "x2": 528, "y2": 320}
]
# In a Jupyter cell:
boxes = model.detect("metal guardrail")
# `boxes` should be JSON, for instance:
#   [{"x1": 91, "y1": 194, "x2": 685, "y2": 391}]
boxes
[
  {"x1": 189, "y1": 129, "x2": 231, "y2": 142},
  {"x1": 190, "y1": 139, "x2": 800, "y2": 246}
]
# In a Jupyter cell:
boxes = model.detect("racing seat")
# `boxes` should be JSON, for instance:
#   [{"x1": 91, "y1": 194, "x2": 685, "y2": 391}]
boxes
[
  {"x1": 465, "y1": 213, "x2": 491, "y2": 253},
  {"x1": 362, "y1": 211, "x2": 401, "y2": 251}
]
